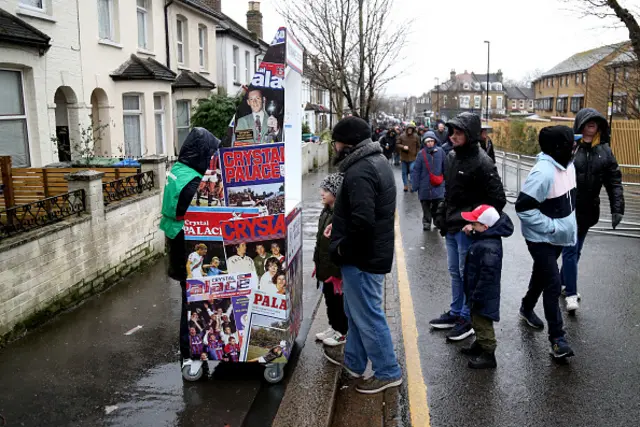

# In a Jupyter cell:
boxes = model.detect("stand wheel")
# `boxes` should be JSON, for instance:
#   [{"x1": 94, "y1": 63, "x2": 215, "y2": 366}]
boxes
[
  {"x1": 182, "y1": 363, "x2": 204, "y2": 381},
  {"x1": 264, "y1": 364, "x2": 284, "y2": 384}
]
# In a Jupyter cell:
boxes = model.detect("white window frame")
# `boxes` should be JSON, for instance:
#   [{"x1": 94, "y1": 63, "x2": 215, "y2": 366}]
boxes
[
  {"x1": 245, "y1": 51, "x2": 250, "y2": 83},
  {"x1": 137, "y1": 0, "x2": 148, "y2": 49},
  {"x1": 0, "y1": 69, "x2": 31, "y2": 167},
  {"x1": 233, "y1": 45, "x2": 240, "y2": 82},
  {"x1": 177, "y1": 18, "x2": 185, "y2": 65},
  {"x1": 98, "y1": 0, "x2": 115, "y2": 41},
  {"x1": 198, "y1": 25, "x2": 207, "y2": 69},
  {"x1": 176, "y1": 99, "x2": 191, "y2": 148},
  {"x1": 497, "y1": 96, "x2": 503, "y2": 110},
  {"x1": 122, "y1": 94, "x2": 144, "y2": 157},
  {"x1": 19, "y1": 0, "x2": 45, "y2": 12},
  {"x1": 474, "y1": 96, "x2": 481, "y2": 109},
  {"x1": 459, "y1": 96, "x2": 470, "y2": 109},
  {"x1": 154, "y1": 95, "x2": 166, "y2": 154},
  {"x1": 511, "y1": 100, "x2": 517, "y2": 109},
  {"x1": 487, "y1": 96, "x2": 491, "y2": 109},
  {"x1": 520, "y1": 100, "x2": 525, "y2": 109}
]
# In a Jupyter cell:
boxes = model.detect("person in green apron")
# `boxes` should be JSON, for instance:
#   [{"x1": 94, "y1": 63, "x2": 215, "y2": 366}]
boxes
[{"x1": 159, "y1": 127, "x2": 220, "y2": 361}]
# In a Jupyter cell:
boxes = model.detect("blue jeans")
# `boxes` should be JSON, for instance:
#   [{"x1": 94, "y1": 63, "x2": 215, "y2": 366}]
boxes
[
  {"x1": 560, "y1": 232, "x2": 587, "y2": 297},
  {"x1": 445, "y1": 231, "x2": 472, "y2": 320},
  {"x1": 401, "y1": 161, "x2": 414, "y2": 187},
  {"x1": 341, "y1": 265, "x2": 401, "y2": 380},
  {"x1": 392, "y1": 151, "x2": 400, "y2": 165}
]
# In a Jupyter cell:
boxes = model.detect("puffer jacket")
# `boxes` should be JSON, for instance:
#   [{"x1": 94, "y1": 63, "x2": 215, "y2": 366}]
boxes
[
  {"x1": 411, "y1": 144, "x2": 445, "y2": 201},
  {"x1": 573, "y1": 108, "x2": 624, "y2": 234},
  {"x1": 464, "y1": 212, "x2": 514, "y2": 322},
  {"x1": 380, "y1": 132, "x2": 397, "y2": 159},
  {"x1": 435, "y1": 113, "x2": 506, "y2": 234},
  {"x1": 314, "y1": 206, "x2": 341, "y2": 282},
  {"x1": 396, "y1": 130, "x2": 421, "y2": 162},
  {"x1": 330, "y1": 140, "x2": 396, "y2": 274}
]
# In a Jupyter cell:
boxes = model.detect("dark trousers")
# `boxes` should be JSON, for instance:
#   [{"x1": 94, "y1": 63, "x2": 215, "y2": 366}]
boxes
[
  {"x1": 180, "y1": 281, "x2": 190, "y2": 359},
  {"x1": 420, "y1": 199, "x2": 442, "y2": 226},
  {"x1": 322, "y1": 281, "x2": 348, "y2": 335},
  {"x1": 521, "y1": 241, "x2": 565, "y2": 341},
  {"x1": 472, "y1": 312, "x2": 496, "y2": 352}
]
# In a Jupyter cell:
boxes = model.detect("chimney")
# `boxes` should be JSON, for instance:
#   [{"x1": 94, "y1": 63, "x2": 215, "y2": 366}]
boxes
[
  {"x1": 202, "y1": 0, "x2": 222, "y2": 13},
  {"x1": 496, "y1": 69, "x2": 503, "y2": 83},
  {"x1": 450, "y1": 69, "x2": 456, "y2": 81},
  {"x1": 247, "y1": 1, "x2": 263, "y2": 40}
]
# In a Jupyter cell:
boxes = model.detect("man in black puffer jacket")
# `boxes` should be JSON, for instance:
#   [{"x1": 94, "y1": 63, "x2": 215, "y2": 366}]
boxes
[
  {"x1": 561, "y1": 108, "x2": 624, "y2": 313},
  {"x1": 324, "y1": 117, "x2": 402, "y2": 396},
  {"x1": 431, "y1": 112, "x2": 506, "y2": 342}
]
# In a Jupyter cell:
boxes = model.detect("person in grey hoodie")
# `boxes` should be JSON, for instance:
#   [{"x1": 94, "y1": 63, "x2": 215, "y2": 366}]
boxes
[{"x1": 515, "y1": 125, "x2": 578, "y2": 360}]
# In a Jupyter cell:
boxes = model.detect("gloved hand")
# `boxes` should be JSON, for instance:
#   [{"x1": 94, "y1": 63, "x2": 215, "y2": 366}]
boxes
[{"x1": 612, "y1": 213, "x2": 623, "y2": 229}]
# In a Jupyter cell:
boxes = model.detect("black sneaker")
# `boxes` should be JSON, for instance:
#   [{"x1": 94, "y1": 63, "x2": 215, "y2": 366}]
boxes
[
  {"x1": 446, "y1": 318, "x2": 475, "y2": 341},
  {"x1": 519, "y1": 306, "x2": 544, "y2": 329},
  {"x1": 460, "y1": 340, "x2": 483, "y2": 357},
  {"x1": 468, "y1": 351, "x2": 497, "y2": 369},
  {"x1": 429, "y1": 311, "x2": 458, "y2": 329},
  {"x1": 550, "y1": 337, "x2": 575, "y2": 359}
]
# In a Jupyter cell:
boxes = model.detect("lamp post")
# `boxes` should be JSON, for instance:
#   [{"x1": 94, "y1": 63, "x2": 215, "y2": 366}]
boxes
[
  {"x1": 435, "y1": 77, "x2": 440, "y2": 119},
  {"x1": 484, "y1": 40, "x2": 490, "y2": 123}
]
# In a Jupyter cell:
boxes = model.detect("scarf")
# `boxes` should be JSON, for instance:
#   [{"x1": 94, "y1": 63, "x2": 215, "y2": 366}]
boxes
[{"x1": 338, "y1": 139, "x2": 383, "y2": 173}]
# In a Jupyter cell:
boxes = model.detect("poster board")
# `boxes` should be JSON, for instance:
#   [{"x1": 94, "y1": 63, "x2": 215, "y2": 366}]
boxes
[{"x1": 182, "y1": 27, "x2": 303, "y2": 365}]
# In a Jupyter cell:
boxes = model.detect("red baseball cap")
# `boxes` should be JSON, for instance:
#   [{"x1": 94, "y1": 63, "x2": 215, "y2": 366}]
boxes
[{"x1": 461, "y1": 205, "x2": 500, "y2": 227}]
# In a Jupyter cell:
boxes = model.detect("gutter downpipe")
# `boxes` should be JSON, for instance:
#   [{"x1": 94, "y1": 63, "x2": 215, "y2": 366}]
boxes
[{"x1": 165, "y1": 0, "x2": 175, "y2": 69}]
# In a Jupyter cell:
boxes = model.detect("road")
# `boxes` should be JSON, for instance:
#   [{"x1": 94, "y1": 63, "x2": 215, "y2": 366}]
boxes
[
  {"x1": 396, "y1": 163, "x2": 640, "y2": 427},
  {"x1": 0, "y1": 167, "x2": 330, "y2": 427}
]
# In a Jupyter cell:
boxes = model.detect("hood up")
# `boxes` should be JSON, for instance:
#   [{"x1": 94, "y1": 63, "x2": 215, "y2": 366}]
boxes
[
  {"x1": 178, "y1": 127, "x2": 221, "y2": 175},
  {"x1": 574, "y1": 108, "x2": 609, "y2": 144},
  {"x1": 423, "y1": 130, "x2": 438, "y2": 141},
  {"x1": 446, "y1": 112, "x2": 482, "y2": 146}
]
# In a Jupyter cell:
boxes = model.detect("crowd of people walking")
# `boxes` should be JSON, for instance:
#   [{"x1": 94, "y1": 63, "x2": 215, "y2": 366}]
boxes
[{"x1": 316, "y1": 107, "x2": 624, "y2": 391}]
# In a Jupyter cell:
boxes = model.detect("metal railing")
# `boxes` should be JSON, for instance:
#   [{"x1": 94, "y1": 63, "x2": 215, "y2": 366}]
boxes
[
  {"x1": 103, "y1": 171, "x2": 155, "y2": 206},
  {"x1": 0, "y1": 189, "x2": 86, "y2": 239},
  {"x1": 495, "y1": 150, "x2": 640, "y2": 238}
]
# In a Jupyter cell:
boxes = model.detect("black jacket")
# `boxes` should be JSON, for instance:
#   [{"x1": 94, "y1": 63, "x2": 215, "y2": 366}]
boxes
[
  {"x1": 314, "y1": 206, "x2": 342, "y2": 282},
  {"x1": 330, "y1": 140, "x2": 396, "y2": 274},
  {"x1": 573, "y1": 108, "x2": 624, "y2": 234},
  {"x1": 380, "y1": 133, "x2": 397, "y2": 159},
  {"x1": 464, "y1": 212, "x2": 514, "y2": 322},
  {"x1": 435, "y1": 113, "x2": 506, "y2": 233},
  {"x1": 479, "y1": 137, "x2": 496, "y2": 163},
  {"x1": 167, "y1": 128, "x2": 221, "y2": 281}
]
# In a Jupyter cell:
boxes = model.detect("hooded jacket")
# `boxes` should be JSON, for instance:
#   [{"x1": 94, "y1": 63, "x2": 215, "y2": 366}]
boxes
[
  {"x1": 572, "y1": 108, "x2": 624, "y2": 234},
  {"x1": 163, "y1": 128, "x2": 220, "y2": 281},
  {"x1": 411, "y1": 134, "x2": 445, "y2": 201},
  {"x1": 329, "y1": 140, "x2": 396, "y2": 274},
  {"x1": 515, "y1": 126, "x2": 577, "y2": 246},
  {"x1": 434, "y1": 120, "x2": 448, "y2": 146},
  {"x1": 396, "y1": 126, "x2": 421, "y2": 162},
  {"x1": 435, "y1": 113, "x2": 506, "y2": 233},
  {"x1": 464, "y1": 212, "x2": 514, "y2": 322},
  {"x1": 314, "y1": 205, "x2": 342, "y2": 282},
  {"x1": 380, "y1": 130, "x2": 397, "y2": 159}
]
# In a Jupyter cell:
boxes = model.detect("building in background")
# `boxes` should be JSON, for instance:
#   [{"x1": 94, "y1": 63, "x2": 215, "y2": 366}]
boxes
[
  {"x1": 603, "y1": 45, "x2": 639, "y2": 119},
  {"x1": 301, "y1": 54, "x2": 332, "y2": 134},
  {"x1": 505, "y1": 86, "x2": 535, "y2": 115},
  {"x1": 532, "y1": 41, "x2": 631, "y2": 119}
]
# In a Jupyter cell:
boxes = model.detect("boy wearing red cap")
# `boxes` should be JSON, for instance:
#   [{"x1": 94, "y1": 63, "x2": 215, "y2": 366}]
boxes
[{"x1": 459, "y1": 205, "x2": 514, "y2": 369}]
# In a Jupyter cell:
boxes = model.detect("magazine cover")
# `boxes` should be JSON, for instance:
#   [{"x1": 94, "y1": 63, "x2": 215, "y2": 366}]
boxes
[{"x1": 191, "y1": 152, "x2": 225, "y2": 207}]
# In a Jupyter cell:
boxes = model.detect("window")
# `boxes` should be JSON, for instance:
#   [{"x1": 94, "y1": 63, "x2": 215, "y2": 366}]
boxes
[
  {"x1": 612, "y1": 96, "x2": 627, "y2": 115},
  {"x1": 576, "y1": 73, "x2": 580, "y2": 85},
  {"x1": 98, "y1": 0, "x2": 115, "y2": 40},
  {"x1": 529, "y1": 100, "x2": 534, "y2": 109},
  {"x1": 614, "y1": 68, "x2": 620, "y2": 82},
  {"x1": 474, "y1": 96, "x2": 481, "y2": 109},
  {"x1": 154, "y1": 95, "x2": 165, "y2": 154},
  {"x1": 493, "y1": 83, "x2": 502, "y2": 91},
  {"x1": 316, "y1": 89, "x2": 324, "y2": 105},
  {"x1": 233, "y1": 46, "x2": 240, "y2": 82},
  {"x1": 474, "y1": 82, "x2": 481, "y2": 90},
  {"x1": 556, "y1": 97, "x2": 568, "y2": 113},
  {"x1": 570, "y1": 96, "x2": 584, "y2": 112},
  {"x1": 582, "y1": 72, "x2": 587, "y2": 84},
  {"x1": 20, "y1": 0, "x2": 44, "y2": 10},
  {"x1": 123, "y1": 95, "x2": 143, "y2": 157},
  {"x1": 511, "y1": 100, "x2": 517, "y2": 109},
  {"x1": 519, "y1": 100, "x2": 525, "y2": 109},
  {"x1": 176, "y1": 100, "x2": 191, "y2": 148},
  {"x1": 624, "y1": 67, "x2": 630, "y2": 81},
  {"x1": 551, "y1": 78, "x2": 554, "y2": 87},
  {"x1": 443, "y1": 95, "x2": 447, "y2": 107},
  {"x1": 463, "y1": 83, "x2": 470, "y2": 90},
  {"x1": 198, "y1": 25, "x2": 207, "y2": 69},
  {"x1": 137, "y1": 0, "x2": 148, "y2": 49},
  {"x1": 0, "y1": 70, "x2": 29, "y2": 167},
  {"x1": 497, "y1": 96, "x2": 503, "y2": 110},
  {"x1": 459, "y1": 96, "x2": 470, "y2": 109},
  {"x1": 245, "y1": 51, "x2": 250, "y2": 83},
  {"x1": 176, "y1": 17, "x2": 186, "y2": 65},
  {"x1": 540, "y1": 98, "x2": 554, "y2": 111},
  {"x1": 487, "y1": 96, "x2": 491, "y2": 109}
]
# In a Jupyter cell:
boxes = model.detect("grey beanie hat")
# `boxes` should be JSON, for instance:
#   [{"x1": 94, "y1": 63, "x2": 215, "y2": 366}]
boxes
[{"x1": 320, "y1": 173, "x2": 344, "y2": 197}]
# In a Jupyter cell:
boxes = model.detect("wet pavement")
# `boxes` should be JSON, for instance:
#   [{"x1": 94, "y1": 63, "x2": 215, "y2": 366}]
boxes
[
  {"x1": 0, "y1": 167, "x2": 330, "y2": 427},
  {"x1": 395, "y1": 163, "x2": 640, "y2": 427}
]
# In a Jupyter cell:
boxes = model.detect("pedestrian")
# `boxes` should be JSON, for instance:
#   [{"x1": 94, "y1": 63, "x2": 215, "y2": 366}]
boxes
[
  {"x1": 324, "y1": 116, "x2": 403, "y2": 395},
  {"x1": 458, "y1": 205, "x2": 513, "y2": 369},
  {"x1": 159, "y1": 128, "x2": 220, "y2": 366},
  {"x1": 441, "y1": 135, "x2": 454, "y2": 156},
  {"x1": 380, "y1": 127, "x2": 397, "y2": 162},
  {"x1": 417, "y1": 126, "x2": 427, "y2": 147},
  {"x1": 392, "y1": 126, "x2": 402, "y2": 166},
  {"x1": 313, "y1": 173, "x2": 349, "y2": 347},
  {"x1": 431, "y1": 112, "x2": 506, "y2": 342},
  {"x1": 434, "y1": 120, "x2": 448, "y2": 146},
  {"x1": 396, "y1": 123, "x2": 421, "y2": 192},
  {"x1": 516, "y1": 125, "x2": 578, "y2": 359},
  {"x1": 479, "y1": 124, "x2": 496, "y2": 163},
  {"x1": 411, "y1": 131, "x2": 445, "y2": 231},
  {"x1": 561, "y1": 108, "x2": 624, "y2": 313}
]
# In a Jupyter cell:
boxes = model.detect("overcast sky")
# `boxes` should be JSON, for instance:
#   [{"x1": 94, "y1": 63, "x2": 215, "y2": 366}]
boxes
[{"x1": 222, "y1": 0, "x2": 632, "y2": 97}]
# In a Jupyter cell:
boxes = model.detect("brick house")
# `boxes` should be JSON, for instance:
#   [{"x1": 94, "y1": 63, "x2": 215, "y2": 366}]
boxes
[
  {"x1": 603, "y1": 46, "x2": 639, "y2": 119},
  {"x1": 505, "y1": 86, "x2": 534, "y2": 114},
  {"x1": 532, "y1": 41, "x2": 631, "y2": 119}
]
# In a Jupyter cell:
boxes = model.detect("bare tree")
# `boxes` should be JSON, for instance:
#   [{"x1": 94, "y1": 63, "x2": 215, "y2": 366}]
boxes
[{"x1": 277, "y1": 0, "x2": 407, "y2": 122}]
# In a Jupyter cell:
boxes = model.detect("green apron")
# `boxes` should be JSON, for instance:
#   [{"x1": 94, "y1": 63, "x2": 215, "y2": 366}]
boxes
[{"x1": 159, "y1": 162, "x2": 202, "y2": 239}]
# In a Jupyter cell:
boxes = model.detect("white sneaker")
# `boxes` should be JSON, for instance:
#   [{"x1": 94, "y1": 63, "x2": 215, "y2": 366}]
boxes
[
  {"x1": 323, "y1": 331, "x2": 346, "y2": 347},
  {"x1": 315, "y1": 327, "x2": 335, "y2": 341},
  {"x1": 566, "y1": 295, "x2": 580, "y2": 312}
]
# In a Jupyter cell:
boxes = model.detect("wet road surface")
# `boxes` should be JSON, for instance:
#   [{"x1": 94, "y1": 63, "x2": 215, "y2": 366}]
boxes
[
  {"x1": 396, "y1": 163, "x2": 640, "y2": 427},
  {"x1": 0, "y1": 167, "x2": 330, "y2": 427}
]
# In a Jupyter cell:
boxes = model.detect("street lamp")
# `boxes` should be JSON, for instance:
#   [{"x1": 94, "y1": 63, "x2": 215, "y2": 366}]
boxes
[
  {"x1": 484, "y1": 40, "x2": 490, "y2": 123},
  {"x1": 434, "y1": 77, "x2": 440, "y2": 119}
]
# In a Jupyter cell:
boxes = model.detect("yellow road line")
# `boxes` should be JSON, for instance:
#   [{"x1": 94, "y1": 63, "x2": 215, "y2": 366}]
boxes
[{"x1": 395, "y1": 213, "x2": 431, "y2": 427}]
